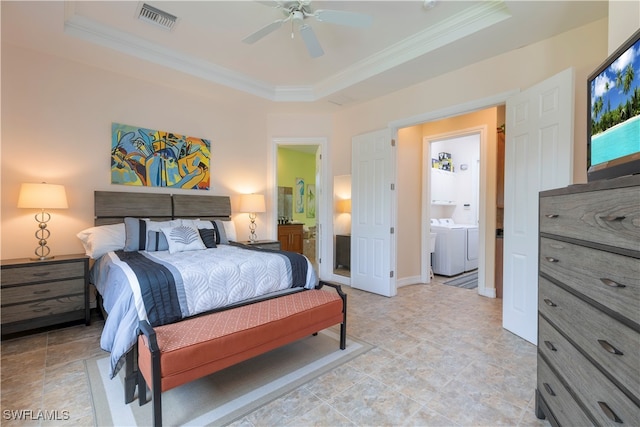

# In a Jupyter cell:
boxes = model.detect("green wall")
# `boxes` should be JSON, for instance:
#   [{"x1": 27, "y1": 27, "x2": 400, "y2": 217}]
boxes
[{"x1": 277, "y1": 147, "x2": 316, "y2": 227}]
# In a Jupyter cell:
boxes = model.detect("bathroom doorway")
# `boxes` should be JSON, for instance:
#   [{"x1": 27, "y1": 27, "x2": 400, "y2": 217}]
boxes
[{"x1": 272, "y1": 138, "x2": 329, "y2": 278}]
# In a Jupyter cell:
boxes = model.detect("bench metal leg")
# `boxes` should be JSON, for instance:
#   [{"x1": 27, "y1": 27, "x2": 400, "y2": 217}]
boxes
[
  {"x1": 138, "y1": 370, "x2": 147, "y2": 406},
  {"x1": 151, "y1": 344, "x2": 163, "y2": 427},
  {"x1": 124, "y1": 346, "x2": 138, "y2": 404}
]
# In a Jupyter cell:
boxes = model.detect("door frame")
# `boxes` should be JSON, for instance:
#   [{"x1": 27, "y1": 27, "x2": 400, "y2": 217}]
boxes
[
  {"x1": 422, "y1": 127, "x2": 485, "y2": 290},
  {"x1": 270, "y1": 137, "x2": 331, "y2": 280},
  {"x1": 389, "y1": 90, "x2": 518, "y2": 295}
]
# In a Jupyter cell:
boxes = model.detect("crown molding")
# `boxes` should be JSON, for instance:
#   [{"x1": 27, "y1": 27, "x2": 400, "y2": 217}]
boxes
[
  {"x1": 63, "y1": 1, "x2": 510, "y2": 103},
  {"x1": 314, "y1": 1, "x2": 511, "y2": 98}
]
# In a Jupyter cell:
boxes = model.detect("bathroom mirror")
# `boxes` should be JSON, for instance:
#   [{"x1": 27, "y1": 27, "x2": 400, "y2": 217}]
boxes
[{"x1": 277, "y1": 186, "x2": 293, "y2": 222}]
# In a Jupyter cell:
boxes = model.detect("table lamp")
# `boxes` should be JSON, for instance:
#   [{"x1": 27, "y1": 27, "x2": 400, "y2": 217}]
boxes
[
  {"x1": 17, "y1": 182, "x2": 68, "y2": 260},
  {"x1": 239, "y1": 194, "x2": 266, "y2": 243}
]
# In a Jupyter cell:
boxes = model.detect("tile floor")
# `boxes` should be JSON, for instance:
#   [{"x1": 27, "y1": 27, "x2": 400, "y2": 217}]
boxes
[{"x1": 1, "y1": 277, "x2": 550, "y2": 426}]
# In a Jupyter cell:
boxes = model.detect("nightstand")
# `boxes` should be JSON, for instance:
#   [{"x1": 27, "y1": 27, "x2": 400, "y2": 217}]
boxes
[
  {"x1": 1, "y1": 254, "x2": 90, "y2": 337},
  {"x1": 235, "y1": 240, "x2": 281, "y2": 250}
]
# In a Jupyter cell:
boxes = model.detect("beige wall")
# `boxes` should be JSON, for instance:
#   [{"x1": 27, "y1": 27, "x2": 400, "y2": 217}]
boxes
[
  {"x1": 396, "y1": 125, "x2": 423, "y2": 281},
  {"x1": 0, "y1": 15, "x2": 614, "y2": 270},
  {"x1": 331, "y1": 18, "x2": 608, "y2": 286},
  {"x1": 608, "y1": 0, "x2": 640, "y2": 53},
  {"x1": 1, "y1": 45, "x2": 273, "y2": 259}
]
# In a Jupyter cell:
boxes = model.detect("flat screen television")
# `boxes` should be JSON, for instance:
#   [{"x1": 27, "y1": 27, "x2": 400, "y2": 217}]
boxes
[{"x1": 587, "y1": 27, "x2": 640, "y2": 182}]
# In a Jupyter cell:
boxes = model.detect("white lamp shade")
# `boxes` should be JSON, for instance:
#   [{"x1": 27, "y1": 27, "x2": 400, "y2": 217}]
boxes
[
  {"x1": 17, "y1": 183, "x2": 68, "y2": 209},
  {"x1": 239, "y1": 194, "x2": 266, "y2": 213}
]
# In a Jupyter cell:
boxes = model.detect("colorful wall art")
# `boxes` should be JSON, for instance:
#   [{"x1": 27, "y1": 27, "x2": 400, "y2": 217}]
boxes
[
  {"x1": 295, "y1": 177, "x2": 304, "y2": 213},
  {"x1": 306, "y1": 184, "x2": 316, "y2": 218},
  {"x1": 111, "y1": 123, "x2": 211, "y2": 190}
]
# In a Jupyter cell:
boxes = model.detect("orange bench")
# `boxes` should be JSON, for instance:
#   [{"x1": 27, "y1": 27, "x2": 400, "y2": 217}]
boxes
[{"x1": 133, "y1": 281, "x2": 346, "y2": 426}]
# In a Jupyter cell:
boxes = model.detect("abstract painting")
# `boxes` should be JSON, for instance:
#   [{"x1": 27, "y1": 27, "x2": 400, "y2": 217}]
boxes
[{"x1": 111, "y1": 122, "x2": 210, "y2": 190}]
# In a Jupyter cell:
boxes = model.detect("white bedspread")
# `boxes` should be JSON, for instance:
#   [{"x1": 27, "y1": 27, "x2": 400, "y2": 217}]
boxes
[{"x1": 92, "y1": 245, "x2": 318, "y2": 378}]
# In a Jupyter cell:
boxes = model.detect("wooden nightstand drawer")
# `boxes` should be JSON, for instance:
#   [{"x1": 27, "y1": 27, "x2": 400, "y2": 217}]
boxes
[
  {"x1": 2, "y1": 294, "x2": 85, "y2": 324},
  {"x1": 539, "y1": 185, "x2": 640, "y2": 252},
  {"x1": 540, "y1": 237, "x2": 640, "y2": 325},
  {"x1": 1, "y1": 260, "x2": 85, "y2": 286},
  {"x1": 1, "y1": 254, "x2": 89, "y2": 336},
  {"x1": 2, "y1": 279, "x2": 85, "y2": 305}
]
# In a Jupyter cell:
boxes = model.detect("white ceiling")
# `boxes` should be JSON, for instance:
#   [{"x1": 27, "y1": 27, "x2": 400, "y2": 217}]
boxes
[{"x1": 2, "y1": 1, "x2": 607, "y2": 111}]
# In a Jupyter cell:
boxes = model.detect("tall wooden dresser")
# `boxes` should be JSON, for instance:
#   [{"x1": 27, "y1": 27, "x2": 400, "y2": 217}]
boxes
[{"x1": 535, "y1": 174, "x2": 640, "y2": 426}]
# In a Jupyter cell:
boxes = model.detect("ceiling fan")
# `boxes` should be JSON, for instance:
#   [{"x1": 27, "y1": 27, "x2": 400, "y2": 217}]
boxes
[{"x1": 242, "y1": 1, "x2": 373, "y2": 58}]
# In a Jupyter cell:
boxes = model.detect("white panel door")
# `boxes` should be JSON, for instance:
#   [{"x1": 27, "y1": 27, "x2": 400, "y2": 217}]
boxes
[
  {"x1": 351, "y1": 129, "x2": 396, "y2": 297},
  {"x1": 503, "y1": 68, "x2": 574, "y2": 344}
]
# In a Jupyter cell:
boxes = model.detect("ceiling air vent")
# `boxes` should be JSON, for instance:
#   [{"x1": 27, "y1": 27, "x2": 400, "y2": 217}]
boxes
[{"x1": 137, "y1": 3, "x2": 177, "y2": 31}]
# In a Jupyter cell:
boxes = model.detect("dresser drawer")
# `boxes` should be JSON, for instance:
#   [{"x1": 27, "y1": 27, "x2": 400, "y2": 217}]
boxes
[
  {"x1": 1, "y1": 279, "x2": 85, "y2": 306},
  {"x1": 1, "y1": 294, "x2": 85, "y2": 324},
  {"x1": 537, "y1": 354, "x2": 594, "y2": 426},
  {"x1": 539, "y1": 186, "x2": 640, "y2": 252},
  {"x1": 539, "y1": 316, "x2": 640, "y2": 426},
  {"x1": 1, "y1": 261, "x2": 85, "y2": 286},
  {"x1": 539, "y1": 277, "x2": 640, "y2": 399},
  {"x1": 540, "y1": 237, "x2": 640, "y2": 325}
]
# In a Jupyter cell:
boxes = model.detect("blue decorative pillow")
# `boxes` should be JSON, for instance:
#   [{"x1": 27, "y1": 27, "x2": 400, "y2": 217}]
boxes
[
  {"x1": 124, "y1": 218, "x2": 179, "y2": 251},
  {"x1": 146, "y1": 231, "x2": 169, "y2": 251},
  {"x1": 198, "y1": 228, "x2": 217, "y2": 248}
]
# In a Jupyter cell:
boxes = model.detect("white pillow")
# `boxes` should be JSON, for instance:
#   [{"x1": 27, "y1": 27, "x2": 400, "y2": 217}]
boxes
[
  {"x1": 180, "y1": 219, "x2": 215, "y2": 230},
  {"x1": 161, "y1": 225, "x2": 206, "y2": 254},
  {"x1": 76, "y1": 223, "x2": 126, "y2": 259},
  {"x1": 215, "y1": 220, "x2": 237, "y2": 243}
]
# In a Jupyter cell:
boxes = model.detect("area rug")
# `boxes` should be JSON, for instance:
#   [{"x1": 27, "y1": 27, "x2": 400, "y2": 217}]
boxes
[
  {"x1": 443, "y1": 271, "x2": 478, "y2": 289},
  {"x1": 85, "y1": 330, "x2": 372, "y2": 426}
]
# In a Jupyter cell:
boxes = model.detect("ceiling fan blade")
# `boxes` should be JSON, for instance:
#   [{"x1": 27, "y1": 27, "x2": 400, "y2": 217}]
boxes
[
  {"x1": 314, "y1": 9, "x2": 372, "y2": 28},
  {"x1": 242, "y1": 19, "x2": 285, "y2": 44},
  {"x1": 299, "y1": 24, "x2": 324, "y2": 58}
]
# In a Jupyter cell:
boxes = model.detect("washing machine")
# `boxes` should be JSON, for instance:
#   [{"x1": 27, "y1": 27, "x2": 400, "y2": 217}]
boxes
[
  {"x1": 461, "y1": 224, "x2": 479, "y2": 272},
  {"x1": 430, "y1": 219, "x2": 466, "y2": 276}
]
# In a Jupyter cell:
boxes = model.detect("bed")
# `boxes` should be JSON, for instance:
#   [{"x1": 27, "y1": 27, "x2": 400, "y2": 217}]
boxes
[{"x1": 81, "y1": 191, "x2": 319, "y2": 378}]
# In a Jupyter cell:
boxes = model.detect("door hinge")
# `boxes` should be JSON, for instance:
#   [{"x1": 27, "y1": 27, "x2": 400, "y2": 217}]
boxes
[
  {"x1": 391, "y1": 183, "x2": 395, "y2": 190},
  {"x1": 390, "y1": 271, "x2": 394, "y2": 278},
  {"x1": 391, "y1": 139, "x2": 396, "y2": 147},
  {"x1": 390, "y1": 227, "x2": 395, "y2": 234}
]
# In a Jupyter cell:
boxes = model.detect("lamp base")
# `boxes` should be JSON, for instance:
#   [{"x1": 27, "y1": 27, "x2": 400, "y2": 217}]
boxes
[{"x1": 30, "y1": 255, "x2": 55, "y2": 261}]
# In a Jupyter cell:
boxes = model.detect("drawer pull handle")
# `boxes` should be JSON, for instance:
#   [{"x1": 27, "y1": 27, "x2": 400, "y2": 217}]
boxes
[
  {"x1": 600, "y1": 278, "x2": 626, "y2": 288},
  {"x1": 598, "y1": 401, "x2": 623, "y2": 423},
  {"x1": 598, "y1": 340, "x2": 623, "y2": 355},
  {"x1": 543, "y1": 299, "x2": 557, "y2": 307},
  {"x1": 32, "y1": 272, "x2": 50, "y2": 277},
  {"x1": 543, "y1": 383, "x2": 555, "y2": 396},
  {"x1": 33, "y1": 290, "x2": 51, "y2": 295},
  {"x1": 601, "y1": 215, "x2": 626, "y2": 222},
  {"x1": 544, "y1": 341, "x2": 557, "y2": 351},
  {"x1": 545, "y1": 214, "x2": 559, "y2": 218},
  {"x1": 544, "y1": 257, "x2": 559, "y2": 263}
]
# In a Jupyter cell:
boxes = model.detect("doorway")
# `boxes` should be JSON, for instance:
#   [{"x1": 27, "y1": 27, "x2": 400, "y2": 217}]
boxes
[
  {"x1": 271, "y1": 137, "x2": 330, "y2": 279},
  {"x1": 427, "y1": 132, "x2": 480, "y2": 280},
  {"x1": 393, "y1": 102, "x2": 506, "y2": 298}
]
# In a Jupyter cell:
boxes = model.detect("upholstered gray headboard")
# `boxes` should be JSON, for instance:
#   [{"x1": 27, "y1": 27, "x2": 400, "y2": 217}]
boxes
[{"x1": 94, "y1": 191, "x2": 231, "y2": 226}]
